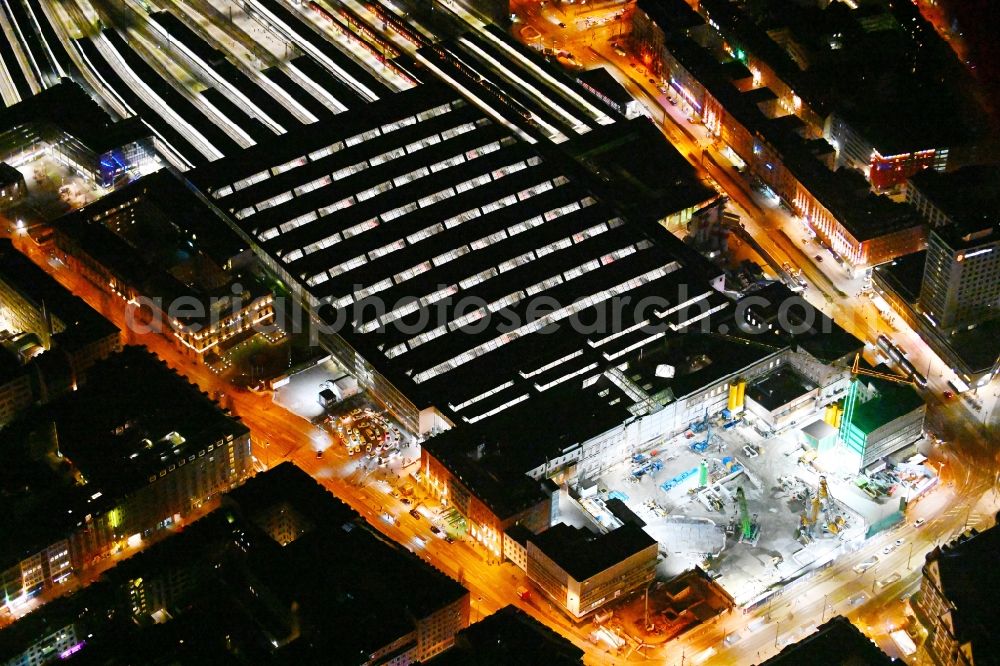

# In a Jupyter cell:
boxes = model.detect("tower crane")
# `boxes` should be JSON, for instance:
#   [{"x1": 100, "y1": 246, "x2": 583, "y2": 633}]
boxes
[{"x1": 839, "y1": 353, "x2": 916, "y2": 445}]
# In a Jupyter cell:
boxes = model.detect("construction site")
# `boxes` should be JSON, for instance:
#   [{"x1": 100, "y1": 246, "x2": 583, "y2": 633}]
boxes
[{"x1": 571, "y1": 375, "x2": 901, "y2": 608}]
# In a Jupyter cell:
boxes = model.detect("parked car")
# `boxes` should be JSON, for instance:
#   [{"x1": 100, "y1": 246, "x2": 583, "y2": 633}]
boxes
[
  {"x1": 409, "y1": 508, "x2": 421, "y2": 520},
  {"x1": 430, "y1": 525, "x2": 442, "y2": 535},
  {"x1": 814, "y1": 254, "x2": 824, "y2": 262},
  {"x1": 913, "y1": 518, "x2": 926, "y2": 528}
]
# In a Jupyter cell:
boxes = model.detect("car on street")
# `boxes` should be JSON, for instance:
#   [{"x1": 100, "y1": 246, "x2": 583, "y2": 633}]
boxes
[
  {"x1": 882, "y1": 545, "x2": 893, "y2": 554},
  {"x1": 668, "y1": 97, "x2": 677, "y2": 105},
  {"x1": 723, "y1": 632, "x2": 743, "y2": 647},
  {"x1": 943, "y1": 390, "x2": 954, "y2": 400},
  {"x1": 878, "y1": 572, "x2": 902, "y2": 588},
  {"x1": 895, "y1": 538, "x2": 905, "y2": 548},
  {"x1": 400, "y1": 497, "x2": 411, "y2": 505},
  {"x1": 913, "y1": 518, "x2": 926, "y2": 528},
  {"x1": 430, "y1": 525, "x2": 442, "y2": 535},
  {"x1": 444, "y1": 535, "x2": 455, "y2": 543},
  {"x1": 854, "y1": 556, "x2": 878, "y2": 574},
  {"x1": 316, "y1": 450, "x2": 324, "y2": 459},
  {"x1": 814, "y1": 254, "x2": 823, "y2": 262},
  {"x1": 409, "y1": 508, "x2": 421, "y2": 520},
  {"x1": 848, "y1": 592, "x2": 867, "y2": 607},
  {"x1": 557, "y1": 21, "x2": 566, "y2": 28}
]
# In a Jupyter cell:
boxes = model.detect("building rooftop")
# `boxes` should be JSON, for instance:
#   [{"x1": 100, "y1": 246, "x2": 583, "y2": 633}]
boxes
[
  {"x1": 0, "y1": 463, "x2": 469, "y2": 665},
  {"x1": 54, "y1": 170, "x2": 268, "y2": 328},
  {"x1": 576, "y1": 67, "x2": 633, "y2": 112},
  {"x1": 0, "y1": 347, "x2": 248, "y2": 565},
  {"x1": 657, "y1": 25, "x2": 923, "y2": 245},
  {"x1": 0, "y1": 239, "x2": 118, "y2": 353},
  {"x1": 758, "y1": 615, "x2": 895, "y2": 665},
  {"x1": 422, "y1": 381, "x2": 627, "y2": 519},
  {"x1": 189, "y1": 81, "x2": 725, "y2": 426},
  {"x1": 636, "y1": 0, "x2": 704, "y2": 35},
  {"x1": 746, "y1": 366, "x2": 815, "y2": 412},
  {"x1": 529, "y1": 523, "x2": 656, "y2": 582},
  {"x1": 849, "y1": 374, "x2": 925, "y2": 436},
  {"x1": 558, "y1": 118, "x2": 719, "y2": 228},
  {"x1": 0, "y1": 162, "x2": 22, "y2": 186},
  {"x1": 924, "y1": 515, "x2": 1000, "y2": 665},
  {"x1": 426, "y1": 605, "x2": 584, "y2": 666},
  {"x1": 909, "y1": 166, "x2": 1000, "y2": 231},
  {"x1": 0, "y1": 80, "x2": 149, "y2": 155},
  {"x1": 873, "y1": 251, "x2": 927, "y2": 305},
  {"x1": 699, "y1": 0, "x2": 982, "y2": 154}
]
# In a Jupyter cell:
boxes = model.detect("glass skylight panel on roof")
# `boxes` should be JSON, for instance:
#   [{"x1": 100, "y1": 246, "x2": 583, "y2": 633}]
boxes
[
  {"x1": 368, "y1": 239, "x2": 406, "y2": 261},
  {"x1": 354, "y1": 278, "x2": 393, "y2": 300},
  {"x1": 258, "y1": 227, "x2": 279, "y2": 241},
  {"x1": 506, "y1": 215, "x2": 545, "y2": 237},
  {"x1": 497, "y1": 251, "x2": 535, "y2": 273},
  {"x1": 444, "y1": 208, "x2": 480, "y2": 228},
  {"x1": 345, "y1": 127, "x2": 382, "y2": 147},
  {"x1": 417, "y1": 103, "x2": 451, "y2": 121},
  {"x1": 535, "y1": 363, "x2": 599, "y2": 391},
  {"x1": 481, "y1": 194, "x2": 517, "y2": 215},
  {"x1": 357, "y1": 181, "x2": 392, "y2": 202},
  {"x1": 332, "y1": 162, "x2": 368, "y2": 181},
  {"x1": 459, "y1": 267, "x2": 497, "y2": 290},
  {"x1": 308, "y1": 141, "x2": 344, "y2": 161},
  {"x1": 394, "y1": 167, "x2": 431, "y2": 187},
  {"x1": 470, "y1": 230, "x2": 507, "y2": 251},
  {"x1": 431, "y1": 245, "x2": 470, "y2": 267},
  {"x1": 421, "y1": 284, "x2": 458, "y2": 307},
  {"x1": 307, "y1": 271, "x2": 330, "y2": 286},
  {"x1": 279, "y1": 211, "x2": 319, "y2": 234},
  {"x1": 572, "y1": 222, "x2": 610, "y2": 243},
  {"x1": 454, "y1": 173, "x2": 491, "y2": 194},
  {"x1": 232, "y1": 170, "x2": 269, "y2": 192},
  {"x1": 429, "y1": 154, "x2": 466, "y2": 173},
  {"x1": 369, "y1": 147, "x2": 407, "y2": 167},
  {"x1": 418, "y1": 188, "x2": 456, "y2": 208},
  {"x1": 393, "y1": 261, "x2": 433, "y2": 285},
  {"x1": 408, "y1": 324, "x2": 448, "y2": 350},
  {"x1": 466, "y1": 394, "x2": 530, "y2": 424},
  {"x1": 272, "y1": 156, "x2": 307, "y2": 176},
  {"x1": 294, "y1": 175, "x2": 333, "y2": 197},
  {"x1": 212, "y1": 184, "x2": 233, "y2": 199},
  {"x1": 465, "y1": 141, "x2": 500, "y2": 160},
  {"x1": 450, "y1": 380, "x2": 515, "y2": 411},
  {"x1": 318, "y1": 197, "x2": 357, "y2": 217},
  {"x1": 234, "y1": 206, "x2": 256, "y2": 220},
  {"x1": 381, "y1": 115, "x2": 417, "y2": 134},
  {"x1": 405, "y1": 134, "x2": 441, "y2": 153},
  {"x1": 284, "y1": 248, "x2": 304, "y2": 262},
  {"x1": 517, "y1": 181, "x2": 553, "y2": 201},
  {"x1": 525, "y1": 274, "x2": 563, "y2": 297},
  {"x1": 302, "y1": 232, "x2": 341, "y2": 256},
  {"x1": 492, "y1": 161, "x2": 527, "y2": 179},
  {"x1": 535, "y1": 237, "x2": 572, "y2": 258},
  {"x1": 255, "y1": 191, "x2": 294, "y2": 212},
  {"x1": 407, "y1": 223, "x2": 445, "y2": 245},
  {"x1": 329, "y1": 254, "x2": 366, "y2": 278},
  {"x1": 448, "y1": 307, "x2": 486, "y2": 331},
  {"x1": 381, "y1": 202, "x2": 419, "y2": 222},
  {"x1": 563, "y1": 259, "x2": 601, "y2": 281},
  {"x1": 440, "y1": 122, "x2": 476, "y2": 140}
]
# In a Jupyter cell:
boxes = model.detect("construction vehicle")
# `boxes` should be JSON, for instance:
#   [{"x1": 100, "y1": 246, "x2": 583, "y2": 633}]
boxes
[{"x1": 736, "y1": 487, "x2": 759, "y2": 545}]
